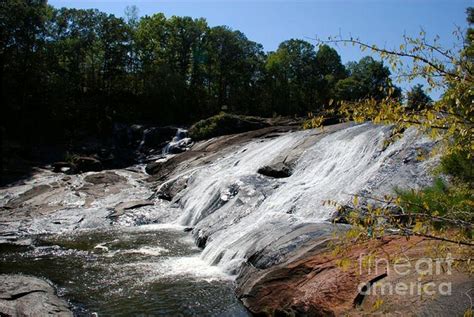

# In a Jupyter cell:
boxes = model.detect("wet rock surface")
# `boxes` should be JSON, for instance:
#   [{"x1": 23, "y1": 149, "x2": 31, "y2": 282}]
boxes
[
  {"x1": 0, "y1": 274, "x2": 72, "y2": 316},
  {"x1": 1, "y1": 122, "x2": 465, "y2": 316},
  {"x1": 145, "y1": 124, "x2": 306, "y2": 182},
  {"x1": 109, "y1": 199, "x2": 154, "y2": 218},
  {"x1": 156, "y1": 177, "x2": 189, "y2": 201},
  {"x1": 0, "y1": 168, "x2": 157, "y2": 237}
]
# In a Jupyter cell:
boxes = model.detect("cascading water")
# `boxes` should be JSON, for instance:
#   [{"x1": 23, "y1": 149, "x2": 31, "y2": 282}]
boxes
[
  {"x1": 168, "y1": 123, "x2": 437, "y2": 273},
  {"x1": 162, "y1": 128, "x2": 193, "y2": 155},
  {"x1": 0, "y1": 122, "x2": 438, "y2": 315}
]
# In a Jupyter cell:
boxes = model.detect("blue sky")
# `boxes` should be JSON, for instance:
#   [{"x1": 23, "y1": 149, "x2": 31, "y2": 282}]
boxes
[{"x1": 48, "y1": 0, "x2": 471, "y2": 98}]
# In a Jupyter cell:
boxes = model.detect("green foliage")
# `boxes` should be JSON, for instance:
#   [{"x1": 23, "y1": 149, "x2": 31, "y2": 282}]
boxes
[
  {"x1": 64, "y1": 151, "x2": 76, "y2": 164},
  {"x1": 265, "y1": 39, "x2": 319, "y2": 115},
  {"x1": 440, "y1": 150, "x2": 474, "y2": 184},
  {"x1": 315, "y1": 8, "x2": 473, "y2": 159},
  {"x1": 314, "y1": 44, "x2": 347, "y2": 107},
  {"x1": 335, "y1": 56, "x2": 400, "y2": 102},
  {"x1": 396, "y1": 178, "x2": 472, "y2": 220},
  {"x1": 188, "y1": 113, "x2": 267, "y2": 140},
  {"x1": 0, "y1": 0, "x2": 403, "y2": 148}
]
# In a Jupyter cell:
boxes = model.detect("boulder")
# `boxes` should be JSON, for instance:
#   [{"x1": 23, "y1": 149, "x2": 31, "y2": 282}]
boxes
[
  {"x1": 83, "y1": 171, "x2": 126, "y2": 185},
  {"x1": 0, "y1": 274, "x2": 72, "y2": 317},
  {"x1": 145, "y1": 160, "x2": 165, "y2": 175},
  {"x1": 165, "y1": 138, "x2": 193, "y2": 154},
  {"x1": 54, "y1": 156, "x2": 103, "y2": 174},
  {"x1": 189, "y1": 113, "x2": 270, "y2": 141},
  {"x1": 52, "y1": 161, "x2": 73, "y2": 173},
  {"x1": 156, "y1": 177, "x2": 189, "y2": 201},
  {"x1": 73, "y1": 156, "x2": 103, "y2": 173}
]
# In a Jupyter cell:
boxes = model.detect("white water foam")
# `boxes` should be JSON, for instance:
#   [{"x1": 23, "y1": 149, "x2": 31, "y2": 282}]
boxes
[{"x1": 167, "y1": 123, "x2": 437, "y2": 273}]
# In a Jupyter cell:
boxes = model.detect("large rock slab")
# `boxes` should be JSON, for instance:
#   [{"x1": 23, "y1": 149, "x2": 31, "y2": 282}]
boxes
[
  {"x1": 0, "y1": 274, "x2": 72, "y2": 316},
  {"x1": 236, "y1": 235, "x2": 473, "y2": 316},
  {"x1": 145, "y1": 123, "x2": 312, "y2": 181}
]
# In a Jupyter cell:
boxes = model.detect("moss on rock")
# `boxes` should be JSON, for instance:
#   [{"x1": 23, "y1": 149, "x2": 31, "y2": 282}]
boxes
[{"x1": 189, "y1": 113, "x2": 269, "y2": 140}]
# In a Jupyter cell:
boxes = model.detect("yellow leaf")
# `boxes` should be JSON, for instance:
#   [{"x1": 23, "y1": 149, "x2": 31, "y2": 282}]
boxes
[{"x1": 353, "y1": 195, "x2": 359, "y2": 206}]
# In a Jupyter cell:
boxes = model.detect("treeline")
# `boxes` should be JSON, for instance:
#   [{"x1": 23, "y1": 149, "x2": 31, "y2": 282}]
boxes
[{"x1": 1, "y1": 0, "x2": 404, "y2": 145}]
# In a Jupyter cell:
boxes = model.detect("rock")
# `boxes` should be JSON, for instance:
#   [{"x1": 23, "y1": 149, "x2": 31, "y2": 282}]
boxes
[
  {"x1": 189, "y1": 113, "x2": 270, "y2": 141},
  {"x1": 145, "y1": 123, "x2": 311, "y2": 181},
  {"x1": 156, "y1": 177, "x2": 188, "y2": 201},
  {"x1": 54, "y1": 156, "x2": 103, "y2": 174},
  {"x1": 5, "y1": 184, "x2": 52, "y2": 208},
  {"x1": 52, "y1": 161, "x2": 73, "y2": 173},
  {"x1": 93, "y1": 244, "x2": 109, "y2": 253},
  {"x1": 0, "y1": 239, "x2": 34, "y2": 253},
  {"x1": 165, "y1": 138, "x2": 193, "y2": 154},
  {"x1": 0, "y1": 274, "x2": 72, "y2": 317},
  {"x1": 257, "y1": 162, "x2": 292, "y2": 178},
  {"x1": 109, "y1": 200, "x2": 154, "y2": 218},
  {"x1": 145, "y1": 160, "x2": 165, "y2": 175},
  {"x1": 236, "y1": 235, "x2": 474, "y2": 316},
  {"x1": 73, "y1": 156, "x2": 103, "y2": 173},
  {"x1": 142, "y1": 127, "x2": 178, "y2": 149},
  {"x1": 194, "y1": 230, "x2": 208, "y2": 249},
  {"x1": 84, "y1": 171, "x2": 126, "y2": 185}
]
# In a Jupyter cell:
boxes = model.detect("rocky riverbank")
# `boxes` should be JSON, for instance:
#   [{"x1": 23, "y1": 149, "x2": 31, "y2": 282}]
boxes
[
  {"x1": 236, "y1": 233, "x2": 473, "y2": 316},
  {"x1": 1, "y1": 121, "x2": 471, "y2": 316},
  {"x1": 0, "y1": 274, "x2": 73, "y2": 316}
]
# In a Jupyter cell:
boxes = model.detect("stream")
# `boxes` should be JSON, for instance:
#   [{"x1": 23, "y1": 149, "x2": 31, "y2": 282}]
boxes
[
  {"x1": 0, "y1": 225, "x2": 249, "y2": 316},
  {"x1": 0, "y1": 123, "x2": 439, "y2": 316}
]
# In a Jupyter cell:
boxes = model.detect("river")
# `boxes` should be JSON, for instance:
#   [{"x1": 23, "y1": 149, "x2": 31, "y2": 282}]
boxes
[{"x1": 0, "y1": 123, "x2": 438, "y2": 316}]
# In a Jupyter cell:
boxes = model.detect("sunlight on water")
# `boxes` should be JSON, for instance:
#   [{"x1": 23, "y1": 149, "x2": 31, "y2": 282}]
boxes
[
  {"x1": 0, "y1": 226, "x2": 249, "y2": 316},
  {"x1": 170, "y1": 123, "x2": 437, "y2": 273}
]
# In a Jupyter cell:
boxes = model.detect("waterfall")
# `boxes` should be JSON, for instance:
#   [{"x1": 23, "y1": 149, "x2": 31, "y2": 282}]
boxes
[
  {"x1": 162, "y1": 128, "x2": 193, "y2": 155},
  {"x1": 166, "y1": 123, "x2": 437, "y2": 274}
]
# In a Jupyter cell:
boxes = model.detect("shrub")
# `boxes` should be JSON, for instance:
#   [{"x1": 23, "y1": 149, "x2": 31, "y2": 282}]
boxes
[
  {"x1": 188, "y1": 113, "x2": 268, "y2": 140},
  {"x1": 440, "y1": 150, "x2": 474, "y2": 184},
  {"x1": 395, "y1": 178, "x2": 473, "y2": 222}
]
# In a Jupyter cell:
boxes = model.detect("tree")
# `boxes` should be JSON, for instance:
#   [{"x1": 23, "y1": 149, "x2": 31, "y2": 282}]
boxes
[
  {"x1": 205, "y1": 26, "x2": 265, "y2": 115},
  {"x1": 314, "y1": 44, "x2": 347, "y2": 107},
  {"x1": 265, "y1": 39, "x2": 318, "y2": 115},
  {"x1": 163, "y1": 16, "x2": 208, "y2": 119},
  {"x1": 406, "y1": 84, "x2": 432, "y2": 110},
  {"x1": 335, "y1": 56, "x2": 400, "y2": 102},
  {"x1": 1, "y1": 0, "x2": 51, "y2": 142}
]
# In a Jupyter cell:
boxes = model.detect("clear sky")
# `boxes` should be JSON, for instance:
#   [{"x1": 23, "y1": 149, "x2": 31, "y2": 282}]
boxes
[{"x1": 48, "y1": 0, "x2": 471, "y2": 98}]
